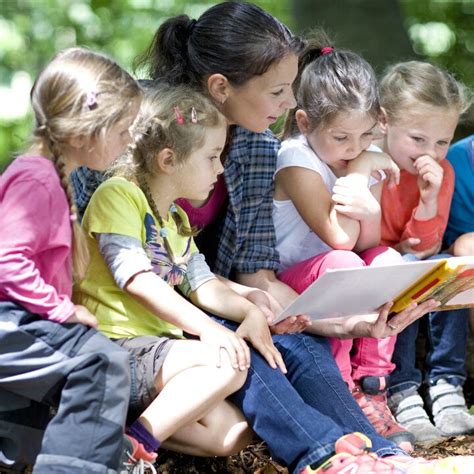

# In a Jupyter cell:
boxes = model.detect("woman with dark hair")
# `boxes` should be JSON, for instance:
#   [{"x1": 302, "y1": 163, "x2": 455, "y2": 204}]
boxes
[{"x1": 71, "y1": 3, "x2": 472, "y2": 473}]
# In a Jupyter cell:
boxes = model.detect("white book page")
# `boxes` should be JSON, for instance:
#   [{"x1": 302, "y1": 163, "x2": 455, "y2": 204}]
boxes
[{"x1": 274, "y1": 259, "x2": 441, "y2": 324}]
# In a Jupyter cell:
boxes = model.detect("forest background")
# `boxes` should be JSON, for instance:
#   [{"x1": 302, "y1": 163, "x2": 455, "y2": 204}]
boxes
[{"x1": 1, "y1": 0, "x2": 473, "y2": 171}]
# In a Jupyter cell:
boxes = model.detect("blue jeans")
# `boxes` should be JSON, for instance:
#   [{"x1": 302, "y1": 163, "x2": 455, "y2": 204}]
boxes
[
  {"x1": 0, "y1": 302, "x2": 131, "y2": 474},
  {"x1": 214, "y1": 318, "x2": 403, "y2": 473},
  {"x1": 389, "y1": 254, "x2": 469, "y2": 395}
]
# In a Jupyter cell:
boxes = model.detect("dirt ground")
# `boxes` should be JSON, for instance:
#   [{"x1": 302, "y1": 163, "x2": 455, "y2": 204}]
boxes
[{"x1": 154, "y1": 336, "x2": 474, "y2": 473}]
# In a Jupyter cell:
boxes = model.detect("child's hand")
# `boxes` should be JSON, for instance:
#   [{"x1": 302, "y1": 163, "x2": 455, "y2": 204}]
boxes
[
  {"x1": 270, "y1": 315, "x2": 311, "y2": 334},
  {"x1": 413, "y1": 155, "x2": 444, "y2": 204},
  {"x1": 348, "y1": 150, "x2": 400, "y2": 187},
  {"x1": 67, "y1": 305, "x2": 99, "y2": 328},
  {"x1": 200, "y1": 322, "x2": 250, "y2": 371},
  {"x1": 395, "y1": 238, "x2": 442, "y2": 259},
  {"x1": 246, "y1": 288, "x2": 311, "y2": 333},
  {"x1": 237, "y1": 309, "x2": 287, "y2": 373},
  {"x1": 332, "y1": 176, "x2": 381, "y2": 221},
  {"x1": 246, "y1": 288, "x2": 282, "y2": 323}
]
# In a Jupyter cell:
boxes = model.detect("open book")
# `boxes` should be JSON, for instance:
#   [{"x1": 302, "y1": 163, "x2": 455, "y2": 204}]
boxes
[{"x1": 274, "y1": 256, "x2": 474, "y2": 324}]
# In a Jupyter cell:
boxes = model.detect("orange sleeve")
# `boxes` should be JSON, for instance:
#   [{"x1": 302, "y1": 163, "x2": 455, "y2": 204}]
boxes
[{"x1": 401, "y1": 161, "x2": 454, "y2": 251}]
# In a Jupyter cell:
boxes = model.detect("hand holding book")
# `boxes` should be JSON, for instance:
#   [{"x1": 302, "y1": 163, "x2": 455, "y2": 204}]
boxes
[{"x1": 273, "y1": 257, "x2": 474, "y2": 325}]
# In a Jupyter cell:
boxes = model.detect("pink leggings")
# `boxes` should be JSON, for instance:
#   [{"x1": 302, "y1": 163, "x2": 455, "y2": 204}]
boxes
[{"x1": 278, "y1": 246, "x2": 403, "y2": 390}]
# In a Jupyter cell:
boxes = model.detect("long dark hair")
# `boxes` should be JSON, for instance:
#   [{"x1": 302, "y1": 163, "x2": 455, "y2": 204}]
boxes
[{"x1": 136, "y1": 1, "x2": 304, "y2": 88}]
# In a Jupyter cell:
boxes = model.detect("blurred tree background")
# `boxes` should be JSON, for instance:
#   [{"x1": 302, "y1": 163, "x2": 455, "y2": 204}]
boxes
[{"x1": 1, "y1": 0, "x2": 473, "y2": 171}]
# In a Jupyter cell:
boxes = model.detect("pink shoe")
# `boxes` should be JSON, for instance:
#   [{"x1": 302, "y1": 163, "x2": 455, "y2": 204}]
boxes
[
  {"x1": 300, "y1": 431, "x2": 474, "y2": 473},
  {"x1": 120, "y1": 434, "x2": 157, "y2": 473},
  {"x1": 301, "y1": 432, "x2": 400, "y2": 473},
  {"x1": 384, "y1": 453, "x2": 474, "y2": 473},
  {"x1": 353, "y1": 377, "x2": 415, "y2": 452}
]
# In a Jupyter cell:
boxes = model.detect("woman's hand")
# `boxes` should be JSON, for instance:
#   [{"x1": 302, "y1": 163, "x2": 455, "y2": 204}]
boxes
[
  {"x1": 237, "y1": 309, "x2": 287, "y2": 373},
  {"x1": 342, "y1": 299, "x2": 440, "y2": 338},
  {"x1": 200, "y1": 321, "x2": 250, "y2": 371},
  {"x1": 67, "y1": 305, "x2": 99, "y2": 328}
]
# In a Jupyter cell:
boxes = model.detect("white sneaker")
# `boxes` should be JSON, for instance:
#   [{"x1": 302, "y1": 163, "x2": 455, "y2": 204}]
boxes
[
  {"x1": 388, "y1": 388, "x2": 443, "y2": 445},
  {"x1": 427, "y1": 378, "x2": 474, "y2": 436}
]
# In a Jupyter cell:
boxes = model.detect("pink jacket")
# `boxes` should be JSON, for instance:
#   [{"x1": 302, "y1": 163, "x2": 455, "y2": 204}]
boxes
[{"x1": 0, "y1": 156, "x2": 75, "y2": 322}]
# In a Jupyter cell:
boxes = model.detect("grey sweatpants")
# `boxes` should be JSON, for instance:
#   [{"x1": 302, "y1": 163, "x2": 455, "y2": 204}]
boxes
[{"x1": 0, "y1": 302, "x2": 131, "y2": 473}]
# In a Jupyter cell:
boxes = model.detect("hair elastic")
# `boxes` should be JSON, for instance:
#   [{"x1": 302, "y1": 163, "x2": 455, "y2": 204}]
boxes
[{"x1": 320, "y1": 47, "x2": 334, "y2": 56}]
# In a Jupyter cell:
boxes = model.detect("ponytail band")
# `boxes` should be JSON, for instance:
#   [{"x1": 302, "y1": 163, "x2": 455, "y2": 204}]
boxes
[
  {"x1": 188, "y1": 19, "x2": 197, "y2": 34},
  {"x1": 320, "y1": 47, "x2": 334, "y2": 56}
]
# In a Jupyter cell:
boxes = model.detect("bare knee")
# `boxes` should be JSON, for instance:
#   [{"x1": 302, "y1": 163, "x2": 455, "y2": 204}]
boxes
[
  {"x1": 210, "y1": 424, "x2": 254, "y2": 456},
  {"x1": 218, "y1": 365, "x2": 248, "y2": 396}
]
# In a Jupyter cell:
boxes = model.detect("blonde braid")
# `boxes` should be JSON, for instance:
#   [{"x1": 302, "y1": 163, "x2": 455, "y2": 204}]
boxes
[
  {"x1": 137, "y1": 174, "x2": 177, "y2": 263},
  {"x1": 48, "y1": 138, "x2": 90, "y2": 281}
]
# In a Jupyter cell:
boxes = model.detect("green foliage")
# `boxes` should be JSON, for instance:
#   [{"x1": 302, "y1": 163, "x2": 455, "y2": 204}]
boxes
[
  {"x1": 0, "y1": 0, "x2": 294, "y2": 171},
  {"x1": 400, "y1": 0, "x2": 474, "y2": 90},
  {"x1": 1, "y1": 0, "x2": 472, "y2": 171}
]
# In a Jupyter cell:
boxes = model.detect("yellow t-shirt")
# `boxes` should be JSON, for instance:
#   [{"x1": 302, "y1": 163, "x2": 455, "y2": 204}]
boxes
[{"x1": 76, "y1": 177, "x2": 198, "y2": 339}]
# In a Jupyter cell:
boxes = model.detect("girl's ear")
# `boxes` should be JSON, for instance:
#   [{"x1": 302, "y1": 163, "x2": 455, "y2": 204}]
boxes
[
  {"x1": 295, "y1": 109, "x2": 310, "y2": 134},
  {"x1": 207, "y1": 73, "x2": 230, "y2": 105},
  {"x1": 379, "y1": 107, "x2": 389, "y2": 134},
  {"x1": 69, "y1": 135, "x2": 87, "y2": 149},
  {"x1": 156, "y1": 148, "x2": 177, "y2": 174}
]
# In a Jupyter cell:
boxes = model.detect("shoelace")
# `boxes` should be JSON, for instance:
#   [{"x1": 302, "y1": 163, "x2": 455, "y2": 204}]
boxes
[
  {"x1": 356, "y1": 392, "x2": 397, "y2": 431},
  {"x1": 123, "y1": 454, "x2": 157, "y2": 474}
]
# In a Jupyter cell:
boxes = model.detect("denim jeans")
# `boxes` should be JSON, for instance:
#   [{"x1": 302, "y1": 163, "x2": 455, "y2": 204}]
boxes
[
  {"x1": 389, "y1": 254, "x2": 469, "y2": 395},
  {"x1": 214, "y1": 318, "x2": 403, "y2": 473},
  {"x1": 0, "y1": 302, "x2": 131, "y2": 474}
]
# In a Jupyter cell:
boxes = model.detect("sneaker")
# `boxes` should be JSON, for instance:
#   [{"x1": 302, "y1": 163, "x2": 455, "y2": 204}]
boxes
[
  {"x1": 301, "y1": 432, "x2": 397, "y2": 473},
  {"x1": 119, "y1": 434, "x2": 157, "y2": 474},
  {"x1": 353, "y1": 377, "x2": 415, "y2": 452},
  {"x1": 300, "y1": 431, "x2": 474, "y2": 474},
  {"x1": 384, "y1": 453, "x2": 474, "y2": 473},
  {"x1": 388, "y1": 387, "x2": 443, "y2": 445},
  {"x1": 427, "y1": 378, "x2": 474, "y2": 436}
]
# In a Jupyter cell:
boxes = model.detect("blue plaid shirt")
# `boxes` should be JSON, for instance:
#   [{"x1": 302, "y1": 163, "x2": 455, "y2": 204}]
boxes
[
  {"x1": 70, "y1": 166, "x2": 105, "y2": 221},
  {"x1": 214, "y1": 126, "x2": 281, "y2": 278},
  {"x1": 70, "y1": 126, "x2": 281, "y2": 278}
]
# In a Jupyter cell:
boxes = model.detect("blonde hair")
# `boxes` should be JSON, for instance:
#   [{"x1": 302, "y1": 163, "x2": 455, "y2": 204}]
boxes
[
  {"x1": 116, "y1": 85, "x2": 226, "y2": 240},
  {"x1": 30, "y1": 47, "x2": 141, "y2": 280},
  {"x1": 380, "y1": 61, "x2": 471, "y2": 123}
]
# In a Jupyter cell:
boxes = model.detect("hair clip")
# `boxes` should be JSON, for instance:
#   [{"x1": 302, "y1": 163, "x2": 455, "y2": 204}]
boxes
[
  {"x1": 85, "y1": 91, "x2": 98, "y2": 110},
  {"x1": 190, "y1": 107, "x2": 198, "y2": 124},
  {"x1": 159, "y1": 228, "x2": 169, "y2": 238},
  {"x1": 70, "y1": 213, "x2": 78, "y2": 222},
  {"x1": 173, "y1": 106, "x2": 185, "y2": 125},
  {"x1": 320, "y1": 47, "x2": 334, "y2": 56},
  {"x1": 169, "y1": 203, "x2": 178, "y2": 213}
]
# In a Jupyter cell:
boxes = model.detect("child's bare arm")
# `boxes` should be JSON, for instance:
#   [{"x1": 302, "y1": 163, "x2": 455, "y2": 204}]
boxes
[
  {"x1": 125, "y1": 271, "x2": 250, "y2": 370},
  {"x1": 331, "y1": 151, "x2": 398, "y2": 251},
  {"x1": 275, "y1": 167, "x2": 360, "y2": 249},
  {"x1": 190, "y1": 278, "x2": 286, "y2": 372}
]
